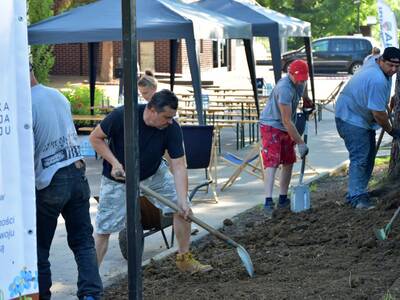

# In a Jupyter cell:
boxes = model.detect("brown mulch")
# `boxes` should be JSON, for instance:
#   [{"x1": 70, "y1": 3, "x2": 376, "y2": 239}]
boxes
[{"x1": 104, "y1": 164, "x2": 400, "y2": 299}]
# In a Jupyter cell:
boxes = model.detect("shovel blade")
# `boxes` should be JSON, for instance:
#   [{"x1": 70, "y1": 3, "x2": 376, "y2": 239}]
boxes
[
  {"x1": 291, "y1": 184, "x2": 310, "y2": 213},
  {"x1": 374, "y1": 228, "x2": 387, "y2": 241},
  {"x1": 236, "y1": 245, "x2": 254, "y2": 277}
]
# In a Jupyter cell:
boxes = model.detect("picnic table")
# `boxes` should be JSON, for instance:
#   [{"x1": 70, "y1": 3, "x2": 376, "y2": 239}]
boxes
[
  {"x1": 73, "y1": 114, "x2": 105, "y2": 134},
  {"x1": 180, "y1": 92, "x2": 256, "y2": 99},
  {"x1": 203, "y1": 87, "x2": 255, "y2": 93},
  {"x1": 73, "y1": 115, "x2": 105, "y2": 122},
  {"x1": 178, "y1": 103, "x2": 260, "y2": 150}
]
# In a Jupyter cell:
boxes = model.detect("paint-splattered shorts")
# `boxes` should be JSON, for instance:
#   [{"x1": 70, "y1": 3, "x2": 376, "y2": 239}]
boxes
[
  {"x1": 260, "y1": 124, "x2": 296, "y2": 168},
  {"x1": 95, "y1": 160, "x2": 190, "y2": 234}
]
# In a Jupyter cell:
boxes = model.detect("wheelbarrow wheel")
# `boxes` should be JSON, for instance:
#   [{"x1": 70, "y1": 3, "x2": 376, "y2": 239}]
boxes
[{"x1": 118, "y1": 227, "x2": 128, "y2": 260}]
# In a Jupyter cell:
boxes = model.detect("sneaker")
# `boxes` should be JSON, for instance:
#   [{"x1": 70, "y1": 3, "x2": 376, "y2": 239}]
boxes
[
  {"x1": 278, "y1": 198, "x2": 290, "y2": 209},
  {"x1": 82, "y1": 296, "x2": 95, "y2": 300},
  {"x1": 263, "y1": 198, "x2": 274, "y2": 216},
  {"x1": 355, "y1": 198, "x2": 375, "y2": 210},
  {"x1": 346, "y1": 196, "x2": 360, "y2": 208},
  {"x1": 176, "y1": 252, "x2": 213, "y2": 274}
]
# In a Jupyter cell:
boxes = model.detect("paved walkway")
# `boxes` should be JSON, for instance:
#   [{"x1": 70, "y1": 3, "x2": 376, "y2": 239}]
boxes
[{"x1": 46, "y1": 70, "x2": 392, "y2": 299}]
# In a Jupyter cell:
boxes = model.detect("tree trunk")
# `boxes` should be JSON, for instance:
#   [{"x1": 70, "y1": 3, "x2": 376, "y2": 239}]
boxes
[
  {"x1": 99, "y1": 41, "x2": 114, "y2": 82},
  {"x1": 388, "y1": 71, "x2": 400, "y2": 179}
]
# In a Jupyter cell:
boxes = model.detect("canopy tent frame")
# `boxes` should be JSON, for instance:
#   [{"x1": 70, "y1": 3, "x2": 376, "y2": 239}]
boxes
[
  {"x1": 194, "y1": 0, "x2": 316, "y2": 128},
  {"x1": 28, "y1": 0, "x2": 260, "y2": 123}
]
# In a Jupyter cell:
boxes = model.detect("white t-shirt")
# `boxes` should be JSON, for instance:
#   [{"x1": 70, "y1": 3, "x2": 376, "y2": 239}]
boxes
[{"x1": 31, "y1": 84, "x2": 82, "y2": 190}]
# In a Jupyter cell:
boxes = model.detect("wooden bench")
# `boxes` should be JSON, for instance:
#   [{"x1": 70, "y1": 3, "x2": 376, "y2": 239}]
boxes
[{"x1": 77, "y1": 126, "x2": 95, "y2": 134}]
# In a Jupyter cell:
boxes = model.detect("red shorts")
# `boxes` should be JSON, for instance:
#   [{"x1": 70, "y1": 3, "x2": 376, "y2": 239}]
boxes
[{"x1": 260, "y1": 124, "x2": 296, "y2": 168}]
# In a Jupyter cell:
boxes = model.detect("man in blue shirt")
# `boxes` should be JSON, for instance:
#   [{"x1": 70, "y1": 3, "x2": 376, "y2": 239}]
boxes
[{"x1": 335, "y1": 47, "x2": 400, "y2": 209}]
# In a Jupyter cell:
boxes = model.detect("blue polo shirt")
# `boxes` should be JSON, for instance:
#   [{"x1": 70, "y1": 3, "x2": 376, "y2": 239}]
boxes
[
  {"x1": 259, "y1": 76, "x2": 305, "y2": 131},
  {"x1": 335, "y1": 61, "x2": 391, "y2": 130}
]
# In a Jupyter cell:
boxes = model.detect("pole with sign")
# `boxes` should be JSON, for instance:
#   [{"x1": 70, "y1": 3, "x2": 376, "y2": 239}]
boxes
[{"x1": 0, "y1": 1, "x2": 38, "y2": 299}]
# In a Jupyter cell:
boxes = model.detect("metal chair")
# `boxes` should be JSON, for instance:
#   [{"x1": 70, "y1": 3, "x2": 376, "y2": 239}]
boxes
[
  {"x1": 220, "y1": 113, "x2": 310, "y2": 191},
  {"x1": 181, "y1": 125, "x2": 218, "y2": 203}
]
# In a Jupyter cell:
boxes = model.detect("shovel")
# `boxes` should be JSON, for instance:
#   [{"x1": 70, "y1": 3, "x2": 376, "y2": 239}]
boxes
[
  {"x1": 374, "y1": 206, "x2": 400, "y2": 241},
  {"x1": 291, "y1": 115, "x2": 310, "y2": 212},
  {"x1": 139, "y1": 183, "x2": 255, "y2": 277}
]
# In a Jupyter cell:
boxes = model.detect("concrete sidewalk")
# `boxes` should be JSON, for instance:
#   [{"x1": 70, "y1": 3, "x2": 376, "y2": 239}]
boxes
[{"x1": 46, "y1": 72, "x2": 392, "y2": 299}]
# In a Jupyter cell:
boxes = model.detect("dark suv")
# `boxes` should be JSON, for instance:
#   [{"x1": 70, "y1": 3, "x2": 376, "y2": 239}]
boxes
[{"x1": 281, "y1": 36, "x2": 377, "y2": 74}]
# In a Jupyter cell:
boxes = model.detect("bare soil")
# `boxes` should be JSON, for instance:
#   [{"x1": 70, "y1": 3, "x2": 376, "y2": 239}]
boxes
[{"x1": 104, "y1": 164, "x2": 400, "y2": 299}]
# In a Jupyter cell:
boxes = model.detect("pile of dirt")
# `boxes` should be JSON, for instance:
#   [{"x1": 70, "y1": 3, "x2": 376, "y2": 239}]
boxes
[{"x1": 104, "y1": 165, "x2": 400, "y2": 299}]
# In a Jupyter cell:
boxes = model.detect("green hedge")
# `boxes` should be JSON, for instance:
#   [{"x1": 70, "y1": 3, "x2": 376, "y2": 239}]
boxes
[{"x1": 62, "y1": 85, "x2": 111, "y2": 115}]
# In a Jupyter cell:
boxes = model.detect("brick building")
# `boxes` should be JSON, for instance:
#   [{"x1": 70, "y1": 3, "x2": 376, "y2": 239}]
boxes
[
  {"x1": 51, "y1": 39, "x2": 239, "y2": 77},
  {"x1": 50, "y1": 0, "x2": 243, "y2": 78}
]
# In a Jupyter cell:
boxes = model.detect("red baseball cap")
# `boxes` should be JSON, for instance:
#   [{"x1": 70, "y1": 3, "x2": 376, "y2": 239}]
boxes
[{"x1": 289, "y1": 60, "x2": 309, "y2": 81}]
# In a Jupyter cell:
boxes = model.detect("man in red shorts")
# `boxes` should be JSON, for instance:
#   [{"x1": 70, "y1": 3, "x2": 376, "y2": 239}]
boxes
[{"x1": 259, "y1": 60, "x2": 309, "y2": 216}]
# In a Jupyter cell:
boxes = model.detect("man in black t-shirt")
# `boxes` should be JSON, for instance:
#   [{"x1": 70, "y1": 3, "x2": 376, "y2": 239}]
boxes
[{"x1": 90, "y1": 89, "x2": 212, "y2": 274}]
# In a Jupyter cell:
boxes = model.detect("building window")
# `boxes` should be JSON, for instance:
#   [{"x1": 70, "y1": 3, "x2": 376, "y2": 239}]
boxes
[{"x1": 213, "y1": 39, "x2": 228, "y2": 68}]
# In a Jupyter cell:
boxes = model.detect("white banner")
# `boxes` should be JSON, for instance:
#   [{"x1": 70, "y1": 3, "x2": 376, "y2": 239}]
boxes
[
  {"x1": 0, "y1": 1, "x2": 38, "y2": 299},
  {"x1": 377, "y1": 0, "x2": 399, "y2": 48}
]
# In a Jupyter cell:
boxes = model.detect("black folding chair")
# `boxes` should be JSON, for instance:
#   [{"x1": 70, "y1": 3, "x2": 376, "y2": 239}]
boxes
[{"x1": 181, "y1": 125, "x2": 218, "y2": 203}]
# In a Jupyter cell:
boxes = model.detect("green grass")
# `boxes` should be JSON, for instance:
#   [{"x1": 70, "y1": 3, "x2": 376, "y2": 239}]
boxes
[
  {"x1": 309, "y1": 182, "x2": 318, "y2": 193},
  {"x1": 375, "y1": 155, "x2": 390, "y2": 166},
  {"x1": 368, "y1": 156, "x2": 390, "y2": 189},
  {"x1": 382, "y1": 290, "x2": 394, "y2": 300}
]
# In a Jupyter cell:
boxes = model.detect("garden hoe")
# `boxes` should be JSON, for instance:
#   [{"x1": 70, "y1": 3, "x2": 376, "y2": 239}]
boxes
[
  {"x1": 140, "y1": 183, "x2": 255, "y2": 278},
  {"x1": 374, "y1": 206, "x2": 400, "y2": 241}
]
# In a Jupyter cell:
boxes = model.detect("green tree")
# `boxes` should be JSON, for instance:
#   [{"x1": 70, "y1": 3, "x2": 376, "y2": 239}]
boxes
[
  {"x1": 256, "y1": 0, "x2": 396, "y2": 49},
  {"x1": 28, "y1": 0, "x2": 55, "y2": 83}
]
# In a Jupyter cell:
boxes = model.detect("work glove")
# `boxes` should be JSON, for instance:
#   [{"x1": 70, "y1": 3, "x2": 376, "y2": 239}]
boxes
[
  {"x1": 389, "y1": 128, "x2": 400, "y2": 139},
  {"x1": 297, "y1": 143, "x2": 309, "y2": 159}
]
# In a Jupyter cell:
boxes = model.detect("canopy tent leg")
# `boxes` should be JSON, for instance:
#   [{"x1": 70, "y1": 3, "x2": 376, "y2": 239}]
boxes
[
  {"x1": 304, "y1": 36, "x2": 317, "y2": 134},
  {"x1": 88, "y1": 42, "x2": 99, "y2": 116},
  {"x1": 243, "y1": 39, "x2": 260, "y2": 118},
  {"x1": 169, "y1": 39, "x2": 179, "y2": 91},
  {"x1": 185, "y1": 37, "x2": 204, "y2": 125},
  {"x1": 268, "y1": 27, "x2": 282, "y2": 83}
]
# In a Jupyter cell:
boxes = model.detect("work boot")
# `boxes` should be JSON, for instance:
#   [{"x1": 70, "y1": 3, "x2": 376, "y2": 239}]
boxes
[
  {"x1": 263, "y1": 197, "x2": 274, "y2": 217},
  {"x1": 176, "y1": 252, "x2": 213, "y2": 274}
]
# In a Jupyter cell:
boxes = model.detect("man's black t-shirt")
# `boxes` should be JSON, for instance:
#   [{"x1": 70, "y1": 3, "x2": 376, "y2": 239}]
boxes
[{"x1": 100, "y1": 104, "x2": 184, "y2": 181}]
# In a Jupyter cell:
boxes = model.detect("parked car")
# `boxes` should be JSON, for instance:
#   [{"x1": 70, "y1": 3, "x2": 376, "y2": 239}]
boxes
[{"x1": 281, "y1": 36, "x2": 379, "y2": 74}]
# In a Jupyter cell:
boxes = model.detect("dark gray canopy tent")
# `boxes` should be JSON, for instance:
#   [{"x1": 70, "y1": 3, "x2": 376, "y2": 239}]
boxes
[
  {"x1": 193, "y1": 0, "x2": 316, "y2": 105},
  {"x1": 28, "y1": 0, "x2": 260, "y2": 122}
]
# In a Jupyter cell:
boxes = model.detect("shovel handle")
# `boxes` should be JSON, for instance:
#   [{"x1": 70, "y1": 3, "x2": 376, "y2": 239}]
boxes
[
  {"x1": 139, "y1": 184, "x2": 240, "y2": 248},
  {"x1": 299, "y1": 120, "x2": 308, "y2": 185},
  {"x1": 386, "y1": 206, "x2": 400, "y2": 230}
]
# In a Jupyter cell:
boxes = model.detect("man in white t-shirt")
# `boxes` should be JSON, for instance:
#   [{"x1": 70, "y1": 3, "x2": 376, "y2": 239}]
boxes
[{"x1": 30, "y1": 64, "x2": 102, "y2": 300}]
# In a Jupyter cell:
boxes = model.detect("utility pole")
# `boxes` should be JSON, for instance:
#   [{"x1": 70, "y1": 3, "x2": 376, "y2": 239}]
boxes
[{"x1": 121, "y1": 0, "x2": 142, "y2": 299}]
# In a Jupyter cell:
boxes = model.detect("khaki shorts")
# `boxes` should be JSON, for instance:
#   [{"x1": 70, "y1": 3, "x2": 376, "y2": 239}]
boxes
[{"x1": 95, "y1": 160, "x2": 190, "y2": 234}]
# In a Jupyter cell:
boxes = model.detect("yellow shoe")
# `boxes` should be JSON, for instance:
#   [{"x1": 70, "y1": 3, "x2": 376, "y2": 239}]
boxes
[{"x1": 176, "y1": 252, "x2": 213, "y2": 274}]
